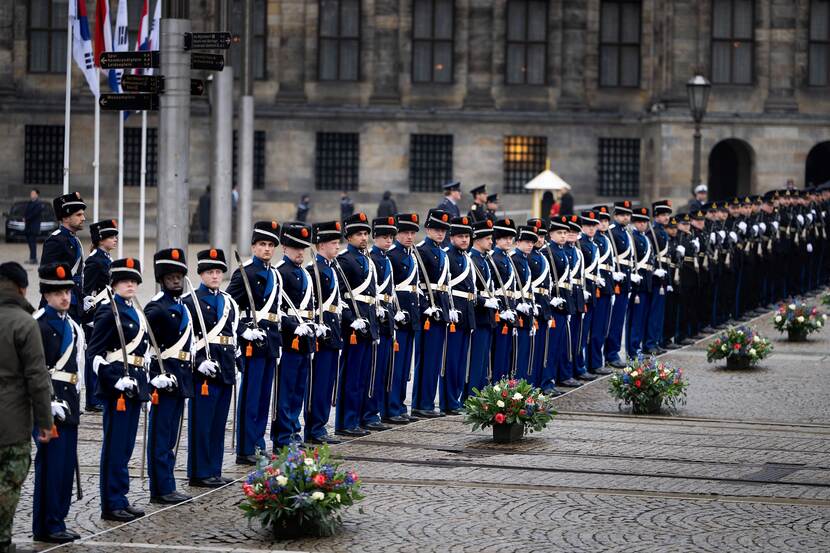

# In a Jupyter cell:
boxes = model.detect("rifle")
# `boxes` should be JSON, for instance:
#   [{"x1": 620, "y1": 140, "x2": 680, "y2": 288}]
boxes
[{"x1": 232, "y1": 251, "x2": 264, "y2": 350}]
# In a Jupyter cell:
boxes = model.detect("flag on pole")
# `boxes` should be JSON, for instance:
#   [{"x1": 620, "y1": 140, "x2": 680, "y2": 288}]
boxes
[
  {"x1": 69, "y1": 0, "x2": 100, "y2": 98},
  {"x1": 140, "y1": 0, "x2": 162, "y2": 76},
  {"x1": 93, "y1": 0, "x2": 118, "y2": 92},
  {"x1": 134, "y1": 0, "x2": 149, "y2": 75}
]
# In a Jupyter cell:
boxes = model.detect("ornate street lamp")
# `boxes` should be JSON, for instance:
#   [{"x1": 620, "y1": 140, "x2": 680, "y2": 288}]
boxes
[{"x1": 686, "y1": 75, "x2": 712, "y2": 193}]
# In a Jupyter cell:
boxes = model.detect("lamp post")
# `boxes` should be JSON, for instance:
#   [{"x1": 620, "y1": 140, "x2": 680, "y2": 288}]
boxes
[{"x1": 686, "y1": 75, "x2": 712, "y2": 193}]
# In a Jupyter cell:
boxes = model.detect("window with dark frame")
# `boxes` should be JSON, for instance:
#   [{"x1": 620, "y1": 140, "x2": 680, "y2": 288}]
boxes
[
  {"x1": 315, "y1": 132, "x2": 359, "y2": 191},
  {"x1": 597, "y1": 138, "x2": 640, "y2": 197},
  {"x1": 318, "y1": 0, "x2": 361, "y2": 81},
  {"x1": 231, "y1": 0, "x2": 268, "y2": 80},
  {"x1": 409, "y1": 134, "x2": 453, "y2": 192},
  {"x1": 505, "y1": 0, "x2": 548, "y2": 85},
  {"x1": 503, "y1": 136, "x2": 546, "y2": 194},
  {"x1": 233, "y1": 130, "x2": 267, "y2": 189},
  {"x1": 711, "y1": 0, "x2": 754, "y2": 85},
  {"x1": 809, "y1": 0, "x2": 830, "y2": 86},
  {"x1": 412, "y1": 0, "x2": 454, "y2": 83},
  {"x1": 599, "y1": 0, "x2": 641, "y2": 87},
  {"x1": 28, "y1": 0, "x2": 68, "y2": 73},
  {"x1": 24, "y1": 125, "x2": 64, "y2": 185},
  {"x1": 124, "y1": 127, "x2": 158, "y2": 187}
]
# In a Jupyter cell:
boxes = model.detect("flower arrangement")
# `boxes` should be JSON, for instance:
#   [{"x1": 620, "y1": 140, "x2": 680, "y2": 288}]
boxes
[
  {"x1": 464, "y1": 378, "x2": 556, "y2": 442},
  {"x1": 822, "y1": 292, "x2": 830, "y2": 307},
  {"x1": 773, "y1": 301, "x2": 827, "y2": 341},
  {"x1": 239, "y1": 445, "x2": 364, "y2": 538},
  {"x1": 706, "y1": 325, "x2": 773, "y2": 368},
  {"x1": 608, "y1": 356, "x2": 687, "y2": 415}
]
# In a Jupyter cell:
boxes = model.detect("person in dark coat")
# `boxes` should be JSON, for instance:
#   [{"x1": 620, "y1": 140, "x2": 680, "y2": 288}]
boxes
[
  {"x1": 340, "y1": 192, "x2": 355, "y2": 220},
  {"x1": 295, "y1": 195, "x2": 311, "y2": 222},
  {"x1": 558, "y1": 188, "x2": 575, "y2": 216},
  {"x1": 23, "y1": 189, "x2": 44, "y2": 264},
  {"x1": 376, "y1": 191, "x2": 398, "y2": 218},
  {"x1": 198, "y1": 187, "x2": 211, "y2": 242}
]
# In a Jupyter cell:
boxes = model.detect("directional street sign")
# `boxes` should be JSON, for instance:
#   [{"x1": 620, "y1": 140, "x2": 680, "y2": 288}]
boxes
[
  {"x1": 121, "y1": 75, "x2": 165, "y2": 94},
  {"x1": 191, "y1": 79, "x2": 205, "y2": 96},
  {"x1": 184, "y1": 32, "x2": 232, "y2": 51},
  {"x1": 100, "y1": 51, "x2": 160, "y2": 70},
  {"x1": 190, "y1": 53, "x2": 225, "y2": 71},
  {"x1": 99, "y1": 93, "x2": 159, "y2": 111}
]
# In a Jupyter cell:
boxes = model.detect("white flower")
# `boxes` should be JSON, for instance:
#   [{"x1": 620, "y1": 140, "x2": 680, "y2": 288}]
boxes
[
  {"x1": 823, "y1": 314, "x2": 828, "y2": 320},
  {"x1": 493, "y1": 385, "x2": 501, "y2": 392},
  {"x1": 537, "y1": 394, "x2": 546, "y2": 401},
  {"x1": 276, "y1": 475, "x2": 288, "y2": 487},
  {"x1": 311, "y1": 491, "x2": 325, "y2": 501},
  {"x1": 304, "y1": 457, "x2": 315, "y2": 466},
  {"x1": 737, "y1": 330, "x2": 744, "y2": 335},
  {"x1": 496, "y1": 400, "x2": 505, "y2": 408},
  {"x1": 789, "y1": 303, "x2": 796, "y2": 310},
  {"x1": 512, "y1": 392, "x2": 523, "y2": 400},
  {"x1": 797, "y1": 316, "x2": 805, "y2": 323},
  {"x1": 749, "y1": 348, "x2": 757, "y2": 356},
  {"x1": 775, "y1": 315, "x2": 782, "y2": 323},
  {"x1": 753, "y1": 335, "x2": 760, "y2": 343},
  {"x1": 335, "y1": 493, "x2": 341, "y2": 503},
  {"x1": 721, "y1": 344, "x2": 728, "y2": 351},
  {"x1": 818, "y1": 320, "x2": 823, "y2": 327}
]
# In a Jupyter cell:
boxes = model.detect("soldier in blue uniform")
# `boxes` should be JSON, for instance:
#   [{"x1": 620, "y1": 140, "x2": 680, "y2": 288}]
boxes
[
  {"x1": 576, "y1": 212, "x2": 602, "y2": 379},
  {"x1": 183, "y1": 248, "x2": 240, "y2": 487},
  {"x1": 485, "y1": 194, "x2": 499, "y2": 222},
  {"x1": 82, "y1": 219, "x2": 118, "y2": 412},
  {"x1": 588, "y1": 207, "x2": 615, "y2": 375},
  {"x1": 412, "y1": 209, "x2": 452, "y2": 418},
  {"x1": 510, "y1": 225, "x2": 538, "y2": 381},
  {"x1": 542, "y1": 216, "x2": 572, "y2": 393},
  {"x1": 627, "y1": 208, "x2": 654, "y2": 357},
  {"x1": 144, "y1": 248, "x2": 194, "y2": 505},
  {"x1": 442, "y1": 216, "x2": 476, "y2": 414},
  {"x1": 466, "y1": 219, "x2": 500, "y2": 396},
  {"x1": 604, "y1": 201, "x2": 635, "y2": 368},
  {"x1": 272, "y1": 223, "x2": 316, "y2": 448},
  {"x1": 364, "y1": 217, "x2": 401, "y2": 429},
  {"x1": 226, "y1": 221, "x2": 283, "y2": 465},
  {"x1": 40, "y1": 193, "x2": 87, "y2": 323},
  {"x1": 564, "y1": 215, "x2": 597, "y2": 385},
  {"x1": 305, "y1": 221, "x2": 345, "y2": 443},
  {"x1": 87, "y1": 257, "x2": 150, "y2": 522},
  {"x1": 384, "y1": 213, "x2": 422, "y2": 423},
  {"x1": 644, "y1": 201, "x2": 672, "y2": 355},
  {"x1": 334, "y1": 213, "x2": 378, "y2": 436},
  {"x1": 489, "y1": 218, "x2": 518, "y2": 381},
  {"x1": 468, "y1": 185, "x2": 488, "y2": 222},
  {"x1": 526, "y1": 219, "x2": 553, "y2": 388},
  {"x1": 31, "y1": 263, "x2": 84, "y2": 543},
  {"x1": 437, "y1": 181, "x2": 462, "y2": 218}
]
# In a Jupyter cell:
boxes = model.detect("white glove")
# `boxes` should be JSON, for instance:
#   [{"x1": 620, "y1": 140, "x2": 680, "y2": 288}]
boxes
[
  {"x1": 654, "y1": 268, "x2": 667, "y2": 278},
  {"x1": 338, "y1": 300, "x2": 349, "y2": 311},
  {"x1": 797, "y1": 214, "x2": 804, "y2": 225},
  {"x1": 51, "y1": 400, "x2": 69, "y2": 421},
  {"x1": 484, "y1": 297, "x2": 500, "y2": 310},
  {"x1": 448, "y1": 309, "x2": 460, "y2": 323},
  {"x1": 630, "y1": 274, "x2": 642, "y2": 284},
  {"x1": 612, "y1": 271, "x2": 625, "y2": 282},
  {"x1": 583, "y1": 291, "x2": 590, "y2": 302},
  {"x1": 807, "y1": 213, "x2": 814, "y2": 223},
  {"x1": 150, "y1": 374, "x2": 177, "y2": 390},
  {"x1": 375, "y1": 305, "x2": 385, "y2": 318},
  {"x1": 759, "y1": 223, "x2": 766, "y2": 233},
  {"x1": 350, "y1": 318, "x2": 368, "y2": 332},
  {"x1": 294, "y1": 323, "x2": 314, "y2": 337},
  {"x1": 691, "y1": 238, "x2": 700, "y2": 251},
  {"x1": 551, "y1": 297, "x2": 566, "y2": 308},
  {"x1": 83, "y1": 295, "x2": 95, "y2": 312},
  {"x1": 114, "y1": 376, "x2": 138, "y2": 392},
  {"x1": 197, "y1": 359, "x2": 219, "y2": 377},
  {"x1": 516, "y1": 303, "x2": 531, "y2": 315},
  {"x1": 242, "y1": 327, "x2": 266, "y2": 342},
  {"x1": 666, "y1": 285, "x2": 674, "y2": 292},
  {"x1": 807, "y1": 243, "x2": 813, "y2": 253},
  {"x1": 729, "y1": 231, "x2": 738, "y2": 243},
  {"x1": 597, "y1": 277, "x2": 606, "y2": 288},
  {"x1": 772, "y1": 221, "x2": 779, "y2": 231},
  {"x1": 709, "y1": 232, "x2": 716, "y2": 243},
  {"x1": 718, "y1": 230, "x2": 726, "y2": 240},
  {"x1": 315, "y1": 324, "x2": 331, "y2": 337},
  {"x1": 675, "y1": 245, "x2": 685, "y2": 257},
  {"x1": 93, "y1": 355, "x2": 108, "y2": 375},
  {"x1": 738, "y1": 221, "x2": 748, "y2": 233},
  {"x1": 393, "y1": 311, "x2": 406, "y2": 323},
  {"x1": 751, "y1": 224, "x2": 759, "y2": 236},
  {"x1": 499, "y1": 310, "x2": 516, "y2": 322}
]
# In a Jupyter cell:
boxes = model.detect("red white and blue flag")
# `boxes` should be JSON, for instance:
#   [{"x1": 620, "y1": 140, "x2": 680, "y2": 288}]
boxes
[
  {"x1": 112, "y1": 0, "x2": 131, "y2": 88},
  {"x1": 69, "y1": 0, "x2": 100, "y2": 98},
  {"x1": 93, "y1": 0, "x2": 117, "y2": 91}
]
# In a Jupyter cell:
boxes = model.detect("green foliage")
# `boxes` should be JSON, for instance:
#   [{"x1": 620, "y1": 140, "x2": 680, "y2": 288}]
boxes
[
  {"x1": 463, "y1": 378, "x2": 556, "y2": 433},
  {"x1": 608, "y1": 356, "x2": 687, "y2": 414},
  {"x1": 706, "y1": 325, "x2": 772, "y2": 365}
]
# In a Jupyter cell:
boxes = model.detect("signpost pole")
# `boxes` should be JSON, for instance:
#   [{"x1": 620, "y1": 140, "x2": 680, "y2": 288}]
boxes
[
  {"x1": 236, "y1": 0, "x2": 254, "y2": 258},
  {"x1": 210, "y1": 0, "x2": 233, "y2": 256}
]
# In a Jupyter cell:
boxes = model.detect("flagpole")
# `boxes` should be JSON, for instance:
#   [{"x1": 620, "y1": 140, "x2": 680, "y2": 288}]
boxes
[
  {"x1": 139, "y1": 110, "x2": 147, "y2": 268},
  {"x1": 93, "y1": 98, "x2": 100, "y2": 220},
  {"x1": 62, "y1": 10, "x2": 73, "y2": 195},
  {"x1": 118, "y1": 113, "x2": 124, "y2": 258}
]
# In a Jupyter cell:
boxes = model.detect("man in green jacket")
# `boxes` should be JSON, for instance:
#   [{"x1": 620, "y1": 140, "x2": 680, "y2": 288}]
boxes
[{"x1": 0, "y1": 262, "x2": 53, "y2": 553}]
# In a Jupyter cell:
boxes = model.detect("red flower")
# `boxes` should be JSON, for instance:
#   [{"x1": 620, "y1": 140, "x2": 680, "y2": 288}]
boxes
[
  {"x1": 734, "y1": 343, "x2": 741, "y2": 350},
  {"x1": 508, "y1": 379, "x2": 517, "y2": 387},
  {"x1": 313, "y1": 474, "x2": 326, "y2": 486},
  {"x1": 501, "y1": 390, "x2": 508, "y2": 398},
  {"x1": 519, "y1": 409, "x2": 527, "y2": 416},
  {"x1": 634, "y1": 380, "x2": 642, "y2": 388},
  {"x1": 494, "y1": 413, "x2": 506, "y2": 424}
]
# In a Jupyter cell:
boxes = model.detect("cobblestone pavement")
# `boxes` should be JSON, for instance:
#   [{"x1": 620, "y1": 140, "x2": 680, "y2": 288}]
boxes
[{"x1": 8, "y1": 287, "x2": 830, "y2": 552}]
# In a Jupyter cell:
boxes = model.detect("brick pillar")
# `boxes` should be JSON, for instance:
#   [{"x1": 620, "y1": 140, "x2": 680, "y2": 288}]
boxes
[
  {"x1": 463, "y1": 0, "x2": 494, "y2": 108},
  {"x1": 369, "y1": 0, "x2": 401, "y2": 104},
  {"x1": 764, "y1": 0, "x2": 798, "y2": 113}
]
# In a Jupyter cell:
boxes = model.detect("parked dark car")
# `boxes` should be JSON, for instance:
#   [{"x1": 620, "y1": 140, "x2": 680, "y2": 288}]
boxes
[{"x1": 4, "y1": 201, "x2": 58, "y2": 242}]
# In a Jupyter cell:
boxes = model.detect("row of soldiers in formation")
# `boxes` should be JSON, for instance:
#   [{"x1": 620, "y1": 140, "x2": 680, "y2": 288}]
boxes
[{"x1": 27, "y1": 183, "x2": 830, "y2": 543}]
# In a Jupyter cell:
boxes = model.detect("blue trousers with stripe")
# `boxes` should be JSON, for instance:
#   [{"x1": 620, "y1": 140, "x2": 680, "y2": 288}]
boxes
[
  {"x1": 465, "y1": 326, "x2": 493, "y2": 397},
  {"x1": 513, "y1": 327, "x2": 533, "y2": 382},
  {"x1": 188, "y1": 381, "x2": 232, "y2": 480},
  {"x1": 644, "y1": 287, "x2": 666, "y2": 352},
  {"x1": 271, "y1": 351, "x2": 309, "y2": 448},
  {"x1": 441, "y1": 328, "x2": 471, "y2": 412},
  {"x1": 492, "y1": 325, "x2": 513, "y2": 382},
  {"x1": 544, "y1": 313, "x2": 569, "y2": 390},
  {"x1": 604, "y1": 288, "x2": 630, "y2": 363},
  {"x1": 363, "y1": 335, "x2": 393, "y2": 425},
  {"x1": 589, "y1": 294, "x2": 613, "y2": 369},
  {"x1": 571, "y1": 311, "x2": 589, "y2": 376},
  {"x1": 336, "y1": 340, "x2": 372, "y2": 431},
  {"x1": 385, "y1": 329, "x2": 416, "y2": 418},
  {"x1": 148, "y1": 394, "x2": 184, "y2": 497},
  {"x1": 627, "y1": 291, "x2": 651, "y2": 357},
  {"x1": 100, "y1": 397, "x2": 141, "y2": 513},
  {"x1": 530, "y1": 322, "x2": 548, "y2": 388},
  {"x1": 236, "y1": 354, "x2": 276, "y2": 457},
  {"x1": 305, "y1": 348, "x2": 339, "y2": 441},
  {"x1": 413, "y1": 322, "x2": 446, "y2": 411},
  {"x1": 33, "y1": 425, "x2": 77, "y2": 537}
]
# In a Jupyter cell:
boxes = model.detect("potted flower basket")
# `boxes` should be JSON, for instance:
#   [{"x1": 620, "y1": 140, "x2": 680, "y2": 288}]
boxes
[
  {"x1": 706, "y1": 326, "x2": 772, "y2": 369},
  {"x1": 608, "y1": 356, "x2": 687, "y2": 415},
  {"x1": 464, "y1": 378, "x2": 556, "y2": 443},
  {"x1": 239, "y1": 445, "x2": 364, "y2": 539},
  {"x1": 773, "y1": 301, "x2": 826, "y2": 342}
]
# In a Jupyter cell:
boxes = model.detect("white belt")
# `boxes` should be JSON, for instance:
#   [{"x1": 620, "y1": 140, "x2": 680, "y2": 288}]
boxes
[
  {"x1": 160, "y1": 349, "x2": 191, "y2": 362},
  {"x1": 260, "y1": 312, "x2": 279, "y2": 323},
  {"x1": 585, "y1": 274, "x2": 599, "y2": 282},
  {"x1": 617, "y1": 258, "x2": 632, "y2": 267},
  {"x1": 533, "y1": 287, "x2": 549, "y2": 295},
  {"x1": 451, "y1": 290, "x2": 475, "y2": 300},
  {"x1": 377, "y1": 293, "x2": 394, "y2": 303},
  {"x1": 50, "y1": 370, "x2": 79, "y2": 385},
  {"x1": 420, "y1": 283, "x2": 449, "y2": 293},
  {"x1": 105, "y1": 351, "x2": 145, "y2": 367},
  {"x1": 347, "y1": 292, "x2": 376, "y2": 305},
  {"x1": 395, "y1": 284, "x2": 418, "y2": 293},
  {"x1": 208, "y1": 335, "x2": 233, "y2": 346},
  {"x1": 599, "y1": 264, "x2": 614, "y2": 271}
]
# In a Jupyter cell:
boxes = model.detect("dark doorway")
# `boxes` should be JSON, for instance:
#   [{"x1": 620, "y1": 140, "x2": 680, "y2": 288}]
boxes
[
  {"x1": 805, "y1": 142, "x2": 830, "y2": 188},
  {"x1": 707, "y1": 139, "x2": 754, "y2": 201}
]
